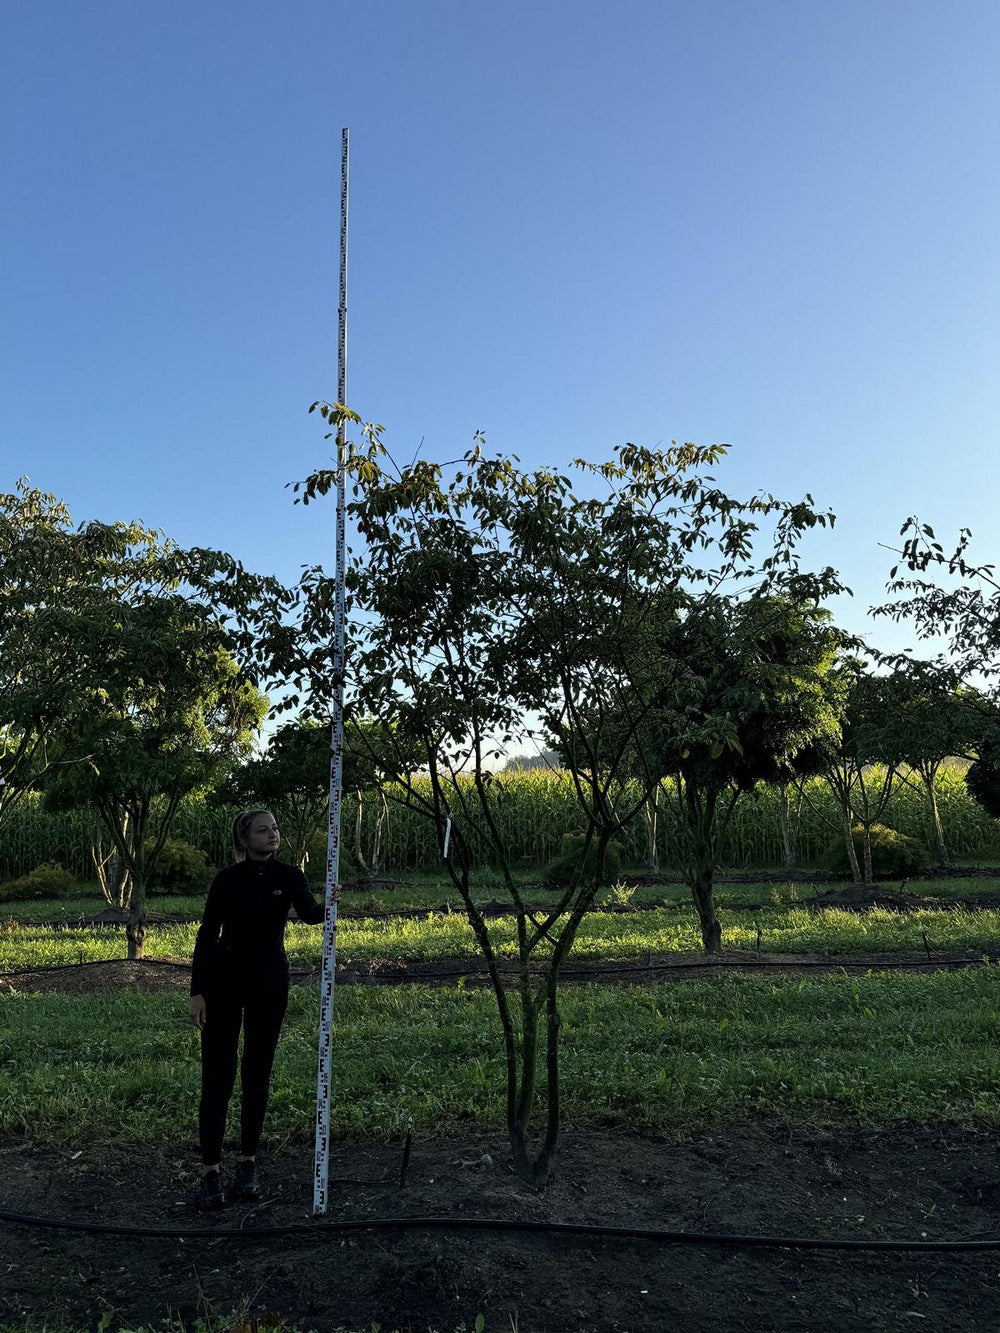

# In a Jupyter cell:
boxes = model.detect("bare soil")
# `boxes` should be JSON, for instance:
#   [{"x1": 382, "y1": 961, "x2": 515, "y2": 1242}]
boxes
[
  {"x1": 3, "y1": 1121, "x2": 1000, "y2": 1332},
  {"x1": 1, "y1": 947, "x2": 996, "y2": 996}
]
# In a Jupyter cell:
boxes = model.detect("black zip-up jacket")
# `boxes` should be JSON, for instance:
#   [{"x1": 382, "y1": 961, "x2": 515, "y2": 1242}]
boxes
[{"x1": 190, "y1": 856, "x2": 326, "y2": 995}]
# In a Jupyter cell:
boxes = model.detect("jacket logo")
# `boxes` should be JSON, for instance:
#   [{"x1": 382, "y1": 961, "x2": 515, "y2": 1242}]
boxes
[{"x1": 272, "y1": 889, "x2": 283, "y2": 897}]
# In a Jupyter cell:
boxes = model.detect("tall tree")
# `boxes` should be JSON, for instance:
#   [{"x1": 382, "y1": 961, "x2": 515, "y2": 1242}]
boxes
[
  {"x1": 264, "y1": 404, "x2": 843, "y2": 1182},
  {"x1": 0, "y1": 479, "x2": 287, "y2": 841}
]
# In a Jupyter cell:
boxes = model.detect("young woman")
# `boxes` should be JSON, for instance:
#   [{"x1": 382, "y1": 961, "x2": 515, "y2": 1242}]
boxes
[{"x1": 189, "y1": 808, "x2": 336, "y2": 1209}]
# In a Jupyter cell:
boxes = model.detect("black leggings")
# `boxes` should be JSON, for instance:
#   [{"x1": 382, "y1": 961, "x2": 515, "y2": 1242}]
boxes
[{"x1": 198, "y1": 986, "x2": 289, "y2": 1165}]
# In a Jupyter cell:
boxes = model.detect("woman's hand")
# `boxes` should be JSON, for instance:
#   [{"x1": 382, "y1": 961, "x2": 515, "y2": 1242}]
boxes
[{"x1": 190, "y1": 994, "x2": 207, "y2": 1030}]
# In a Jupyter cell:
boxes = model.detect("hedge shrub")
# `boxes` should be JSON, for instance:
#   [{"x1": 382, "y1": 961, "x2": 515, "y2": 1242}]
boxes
[
  {"x1": 826, "y1": 823, "x2": 932, "y2": 879},
  {"x1": 0, "y1": 863, "x2": 76, "y2": 902},
  {"x1": 144, "y1": 840, "x2": 213, "y2": 896},
  {"x1": 544, "y1": 834, "x2": 622, "y2": 889}
]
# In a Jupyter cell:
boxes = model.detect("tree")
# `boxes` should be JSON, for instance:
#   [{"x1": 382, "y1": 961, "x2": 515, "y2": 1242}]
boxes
[
  {"x1": 262, "y1": 404, "x2": 843, "y2": 1183},
  {"x1": 862, "y1": 671, "x2": 980, "y2": 868},
  {"x1": 645, "y1": 597, "x2": 846, "y2": 948},
  {"x1": 215, "y1": 716, "x2": 409, "y2": 874},
  {"x1": 43, "y1": 594, "x2": 266, "y2": 958},
  {"x1": 797, "y1": 664, "x2": 915, "y2": 886},
  {"x1": 0, "y1": 479, "x2": 288, "y2": 844},
  {"x1": 875, "y1": 520, "x2": 1000, "y2": 682},
  {"x1": 874, "y1": 521, "x2": 1000, "y2": 865},
  {"x1": 0, "y1": 481, "x2": 167, "y2": 828}
]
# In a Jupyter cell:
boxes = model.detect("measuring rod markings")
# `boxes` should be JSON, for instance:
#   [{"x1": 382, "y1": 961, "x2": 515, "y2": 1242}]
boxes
[{"x1": 313, "y1": 126, "x2": 350, "y2": 1217}]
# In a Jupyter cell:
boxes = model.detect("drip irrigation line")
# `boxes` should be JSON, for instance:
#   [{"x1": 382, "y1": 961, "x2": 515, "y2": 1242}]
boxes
[{"x1": 1, "y1": 1207, "x2": 998, "y2": 1252}]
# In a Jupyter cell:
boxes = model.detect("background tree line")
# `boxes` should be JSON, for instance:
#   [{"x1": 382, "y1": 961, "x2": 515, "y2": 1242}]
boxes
[{"x1": 6, "y1": 424, "x2": 1000, "y2": 1182}]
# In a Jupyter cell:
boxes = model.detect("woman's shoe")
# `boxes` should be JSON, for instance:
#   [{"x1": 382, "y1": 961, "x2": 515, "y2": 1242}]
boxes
[
  {"x1": 196, "y1": 1170, "x2": 226, "y2": 1210},
  {"x1": 231, "y1": 1159, "x2": 262, "y2": 1200}
]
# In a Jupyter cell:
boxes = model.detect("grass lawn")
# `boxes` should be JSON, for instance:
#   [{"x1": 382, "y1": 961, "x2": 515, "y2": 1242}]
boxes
[
  {"x1": 4, "y1": 865, "x2": 1000, "y2": 926},
  {"x1": 2, "y1": 968, "x2": 1000, "y2": 1148},
  {"x1": 3, "y1": 900, "x2": 1000, "y2": 973}
]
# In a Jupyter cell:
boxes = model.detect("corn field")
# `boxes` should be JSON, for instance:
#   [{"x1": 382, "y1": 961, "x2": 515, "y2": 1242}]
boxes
[{"x1": 2, "y1": 763, "x2": 999, "y2": 883}]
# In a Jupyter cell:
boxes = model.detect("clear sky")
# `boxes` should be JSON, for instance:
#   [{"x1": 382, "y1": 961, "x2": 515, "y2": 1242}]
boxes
[{"x1": 3, "y1": 0, "x2": 998, "y2": 659}]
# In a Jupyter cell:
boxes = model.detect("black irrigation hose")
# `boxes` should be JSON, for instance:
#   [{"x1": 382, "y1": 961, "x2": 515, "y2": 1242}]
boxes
[{"x1": 1, "y1": 1207, "x2": 998, "y2": 1252}]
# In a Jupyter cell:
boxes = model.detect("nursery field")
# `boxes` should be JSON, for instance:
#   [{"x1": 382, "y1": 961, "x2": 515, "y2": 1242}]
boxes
[{"x1": 4, "y1": 871, "x2": 1000, "y2": 1332}]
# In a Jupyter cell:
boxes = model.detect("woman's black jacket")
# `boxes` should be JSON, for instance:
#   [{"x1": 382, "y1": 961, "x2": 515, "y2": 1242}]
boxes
[{"x1": 190, "y1": 856, "x2": 325, "y2": 995}]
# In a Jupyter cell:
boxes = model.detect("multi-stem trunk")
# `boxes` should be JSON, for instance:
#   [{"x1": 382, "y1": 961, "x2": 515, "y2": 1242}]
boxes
[{"x1": 93, "y1": 834, "x2": 132, "y2": 910}]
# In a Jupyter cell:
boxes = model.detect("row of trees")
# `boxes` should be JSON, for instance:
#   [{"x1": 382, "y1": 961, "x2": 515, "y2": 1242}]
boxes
[{"x1": 6, "y1": 424, "x2": 1000, "y2": 1182}]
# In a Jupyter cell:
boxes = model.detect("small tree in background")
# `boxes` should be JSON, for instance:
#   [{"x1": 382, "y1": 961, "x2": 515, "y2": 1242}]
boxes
[
  {"x1": 799, "y1": 665, "x2": 912, "y2": 887},
  {"x1": 0, "y1": 482, "x2": 167, "y2": 828},
  {"x1": 646, "y1": 597, "x2": 846, "y2": 948},
  {"x1": 861, "y1": 670, "x2": 980, "y2": 868},
  {"x1": 43, "y1": 595, "x2": 266, "y2": 958},
  {"x1": 215, "y1": 716, "x2": 409, "y2": 875}
]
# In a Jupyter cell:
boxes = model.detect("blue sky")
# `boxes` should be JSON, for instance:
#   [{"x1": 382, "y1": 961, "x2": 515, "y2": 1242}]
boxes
[{"x1": 3, "y1": 0, "x2": 998, "y2": 660}]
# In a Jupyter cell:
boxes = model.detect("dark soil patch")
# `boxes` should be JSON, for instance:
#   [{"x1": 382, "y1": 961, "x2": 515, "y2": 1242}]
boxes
[
  {"x1": 0, "y1": 957, "x2": 194, "y2": 995},
  {"x1": 2, "y1": 1121, "x2": 1000, "y2": 1332},
  {"x1": 4, "y1": 948, "x2": 1000, "y2": 996},
  {"x1": 805, "y1": 888, "x2": 929, "y2": 912}
]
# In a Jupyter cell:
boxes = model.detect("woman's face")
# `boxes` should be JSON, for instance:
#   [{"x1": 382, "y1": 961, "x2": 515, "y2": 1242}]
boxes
[{"x1": 246, "y1": 813, "x2": 280, "y2": 858}]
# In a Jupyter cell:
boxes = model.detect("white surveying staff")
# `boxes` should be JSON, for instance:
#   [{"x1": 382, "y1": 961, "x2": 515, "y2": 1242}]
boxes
[{"x1": 313, "y1": 126, "x2": 349, "y2": 1217}]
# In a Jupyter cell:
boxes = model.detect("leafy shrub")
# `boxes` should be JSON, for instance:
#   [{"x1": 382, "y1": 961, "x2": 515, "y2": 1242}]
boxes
[
  {"x1": 0, "y1": 862, "x2": 76, "y2": 902},
  {"x1": 544, "y1": 834, "x2": 622, "y2": 889},
  {"x1": 602, "y1": 881, "x2": 637, "y2": 908},
  {"x1": 826, "y1": 823, "x2": 932, "y2": 878},
  {"x1": 144, "y1": 840, "x2": 213, "y2": 896}
]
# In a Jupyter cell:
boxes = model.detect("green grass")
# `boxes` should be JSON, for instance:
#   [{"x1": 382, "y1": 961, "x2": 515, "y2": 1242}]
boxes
[
  {"x1": 3, "y1": 901, "x2": 1000, "y2": 974},
  {"x1": 3, "y1": 969, "x2": 1000, "y2": 1148},
  {"x1": 5, "y1": 866, "x2": 1000, "y2": 927}
]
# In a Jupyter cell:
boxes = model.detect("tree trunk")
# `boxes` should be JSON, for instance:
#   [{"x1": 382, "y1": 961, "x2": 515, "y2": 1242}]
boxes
[
  {"x1": 842, "y1": 813, "x2": 863, "y2": 885},
  {"x1": 779, "y1": 785, "x2": 796, "y2": 873},
  {"x1": 370, "y1": 790, "x2": 388, "y2": 875},
  {"x1": 642, "y1": 789, "x2": 659, "y2": 874},
  {"x1": 692, "y1": 859, "x2": 722, "y2": 952},
  {"x1": 685, "y1": 783, "x2": 721, "y2": 952},
  {"x1": 509, "y1": 1121, "x2": 538, "y2": 1184},
  {"x1": 923, "y1": 770, "x2": 950, "y2": 868},
  {"x1": 509, "y1": 986, "x2": 542, "y2": 1184},
  {"x1": 126, "y1": 877, "x2": 147, "y2": 960},
  {"x1": 861, "y1": 825, "x2": 875, "y2": 887},
  {"x1": 353, "y1": 791, "x2": 372, "y2": 876}
]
